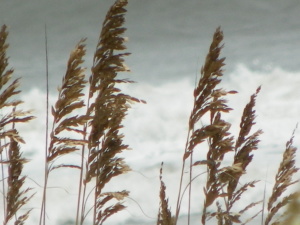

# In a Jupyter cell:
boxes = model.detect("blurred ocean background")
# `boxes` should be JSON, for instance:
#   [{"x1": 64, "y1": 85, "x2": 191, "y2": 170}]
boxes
[{"x1": 1, "y1": 0, "x2": 300, "y2": 224}]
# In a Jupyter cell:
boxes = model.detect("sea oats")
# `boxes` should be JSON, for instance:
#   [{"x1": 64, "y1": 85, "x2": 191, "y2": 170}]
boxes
[
  {"x1": 75, "y1": 1, "x2": 144, "y2": 224},
  {"x1": 0, "y1": 24, "x2": 34, "y2": 225},
  {"x1": 39, "y1": 38, "x2": 88, "y2": 225},
  {"x1": 220, "y1": 87, "x2": 263, "y2": 225},
  {"x1": 265, "y1": 129, "x2": 300, "y2": 225},
  {"x1": 172, "y1": 27, "x2": 239, "y2": 225},
  {"x1": 157, "y1": 163, "x2": 174, "y2": 225}
]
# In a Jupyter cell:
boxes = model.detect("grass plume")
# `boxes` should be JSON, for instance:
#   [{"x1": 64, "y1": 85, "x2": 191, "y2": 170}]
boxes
[
  {"x1": 265, "y1": 128, "x2": 300, "y2": 225},
  {"x1": 157, "y1": 163, "x2": 174, "y2": 225},
  {"x1": 170, "y1": 27, "x2": 299, "y2": 225},
  {"x1": 0, "y1": 24, "x2": 34, "y2": 225},
  {"x1": 83, "y1": 0, "x2": 143, "y2": 223},
  {"x1": 39, "y1": 37, "x2": 89, "y2": 225}
]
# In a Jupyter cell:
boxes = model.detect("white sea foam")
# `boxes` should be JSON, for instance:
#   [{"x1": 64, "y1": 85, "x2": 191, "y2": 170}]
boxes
[{"x1": 2, "y1": 64, "x2": 300, "y2": 224}]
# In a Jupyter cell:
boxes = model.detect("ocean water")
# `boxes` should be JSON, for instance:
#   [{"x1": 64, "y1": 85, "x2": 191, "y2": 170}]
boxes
[{"x1": 1, "y1": 1, "x2": 300, "y2": 225}]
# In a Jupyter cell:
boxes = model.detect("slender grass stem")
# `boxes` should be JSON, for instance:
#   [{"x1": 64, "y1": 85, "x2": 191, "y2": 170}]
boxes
[
  {"x1": 39, "y1": 23, "x2": 49, "y2": 225},
  {"x1": 0, "y1": 139, "x2": 7, "y2": 220},
  {"x1": 175, "y1": 129, "x2": 191, "y2": 224},
  {"x1": 188, "y1": 151, "x2": 193, "y2": 225}
]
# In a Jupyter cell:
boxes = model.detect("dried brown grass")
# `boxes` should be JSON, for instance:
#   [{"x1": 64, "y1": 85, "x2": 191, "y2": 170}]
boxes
[
  {"x1": 163, "y1": 27, "x2": 300, "y2": 225},
  {"x1": 0, "y1": 25, "x2": 34, "y2": 225},
  {"x1": 157, "y1": 163, "x2": 175, "y2": 225},
  {"x1": 1, "y1": 1, "x2": 300, "y2": 225},
  {"x1": 39, "y1": 38, "x2": 89, "y2": 225},
  {"x1": 78, "y1": 1, "x2": 144, "y2": 224},
  {"x1": 264, "y1": 129, "x2": 300, "y2": 225}
]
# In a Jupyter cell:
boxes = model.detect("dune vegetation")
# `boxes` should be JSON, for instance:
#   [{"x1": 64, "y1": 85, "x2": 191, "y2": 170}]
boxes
[{"x1": 0, "y1": 0, "x2": 299, "y2": 225}]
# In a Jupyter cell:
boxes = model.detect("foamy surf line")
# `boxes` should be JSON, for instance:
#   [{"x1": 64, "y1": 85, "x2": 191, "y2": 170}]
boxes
[{"x1": 11, "y1": 64, "x2": 300, "y2": 224}]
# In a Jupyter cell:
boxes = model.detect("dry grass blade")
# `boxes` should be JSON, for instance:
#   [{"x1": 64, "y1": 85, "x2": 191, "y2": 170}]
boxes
[
  {"x1": 227, "y1": 181, "x2": 259, "y2": 209},
  {"x1": 0, "y1": 78, "x2": 21, "y2": 108},
  {"x1": 1, "y1": 129, "x2": 25, "y2": 144},
  {"x1": 0, "y1": 109, "x2": 34, "y2": 130},
  {"x1": 187, "y1": 27, "x2": 236, "y2": 134},
  {"x1": 87, "y1": 0, "x2": 128, "y2": 178},
  {"x1": 226, "y1": 87, "x2": 262, "y2": 206},
  {"x1": 177, "y1": 28, "x2": 264, "y2": 225},
  {"x1": 197, "y1": 28, "x2": 236, "y2": 225},
  {"x1": 157, "y1": 163, "x2": 174, "y2": 225},
  {"x1": 204, "y1": 87, "x2": 262, "y2": 225},
  {"x1": 172, "y1": 25, "x2": 299, "y2": 225},
  {"x1": 231, "y1": 87, "x2": 262, "y2": 184},
  {"x1": 47, "y1": 40, "x2": 88, "y2": 169},
  {"x1": 239, "y1": 200, "x2": 262, "y2": 215},
  {"x1": 175, "y1": 27, "x2": 237, "y2": 225},
  {"x1": 95, "y1": 190, "x2": 129, "y2": 225},
  {"x1": 207, "y1": 201, "x2": 242, "y2": 225},
  {"x1": 39, "y1": 38, "x2": 88, "y2": 225},
  {"x1": 0, "y1": 24, "x2": 34, "y2": 225},
  {"x1": 235, "y1": 87, "x2": 261, "y2": 150},
  {"x1": 47, "y1": 38, "x2": 88, "y2": 165},
  {"x1": 78, "y1": 0, "x2": 144, "y2": 224},
  {"x1": 265, "y1": 129, "x2": 300, "y2": 225},
  {"x1": 4, "y1": 138, "x2": 33, "y2": 225},
  {"x1": 0, "y1": 25, "x2": 13, "y2": 89},
  {"x1": 0, "y1": 25, "x2": 34, "y2": 125},
  {"x1": 0, "y1": 27, "x2": 23, "y2": 110},
  {"x1": 216, "y1": 201, "x2": 225, "y2": 225}
]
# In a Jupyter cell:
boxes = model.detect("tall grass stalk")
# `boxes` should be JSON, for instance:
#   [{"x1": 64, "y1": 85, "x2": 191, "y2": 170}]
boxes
[{"x1": 0, "y1": 24, "x2": 35, "y2": 225}]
